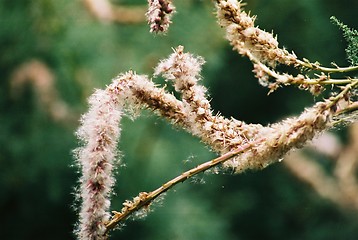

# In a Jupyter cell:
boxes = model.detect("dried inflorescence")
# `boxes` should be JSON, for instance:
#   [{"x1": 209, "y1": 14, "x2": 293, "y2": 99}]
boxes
[
  {"x1": 153, "y1": 46, "x2": 263, "y2": 153},
  {"x1": 216, "y1": 0, "x2": 297, "y2": 67},
  {"x1": 75, "y1": 89, "x2": 124, "y2": 240},
  {"x1": 74, "y1": 0, "x2": 358, "y2": 239},
  {"x1": 252, "y1": 62, "x2": 327, "y2": 94},
  {"x1": 75, "y1": 45, "x2": 338, "y2": 239},
  {"x1": 215, "y1": 0, "x2": 358, "y2": 97},
  {"x1": 244, "y1": 102, "x2": 333, "y2": 171},
  {"x1": 146, "y1": 0, "x2": 175, "y2": 33},
  {"x1": 215, "y1": 0, "x2": 303, "y2": 93}
]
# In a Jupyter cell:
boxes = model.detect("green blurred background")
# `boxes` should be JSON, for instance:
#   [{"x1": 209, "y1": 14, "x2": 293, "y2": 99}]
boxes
[{"x1": 1, "y1": 0, "x2": 358, "y2": 239}]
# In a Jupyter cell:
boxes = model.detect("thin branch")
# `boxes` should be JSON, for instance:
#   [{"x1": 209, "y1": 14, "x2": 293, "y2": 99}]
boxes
[
  {"x1": 327, "y1": 80, "x2": 358, "y2": 109},
  {"x1": 304, "y1": 79, "x2": 355, "y2": 85},
  {"x1": 335, "y1": 101, "x2": 358, "y2": 116},
  {"x1": 104, "y1": 137, "x2": 265, "y2": 234},
  {"x1": 297, "y1": 59, "x2": 358, "y2": 73},
  {"x1": 250, "y1": 51, "x2": 358, "y2": 86}
]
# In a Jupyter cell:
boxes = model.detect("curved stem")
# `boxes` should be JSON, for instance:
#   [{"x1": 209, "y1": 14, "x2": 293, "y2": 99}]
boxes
[{"x1": 104, "y1": 138, "x2": 265, "y2": 234}]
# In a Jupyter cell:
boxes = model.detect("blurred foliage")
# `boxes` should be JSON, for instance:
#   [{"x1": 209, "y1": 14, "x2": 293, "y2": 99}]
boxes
[{"x1": 1, "y1": 0, "x2": 358, "y2": 239}]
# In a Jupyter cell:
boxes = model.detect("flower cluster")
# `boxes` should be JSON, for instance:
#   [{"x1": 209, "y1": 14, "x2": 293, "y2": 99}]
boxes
[
  {"x1": 146, "y1": 0, "x2": 175, "y2": 33},
  {"x1": 215, "y1": 0, "x2": 297, "y2": 67},
  {"x1": 74, "y1": 41, "x2": 349, "y2": 238},
  {"x1": 74, "y1": 47, "x2": 337, "y2": 240},
  {"x1": 252, "y1": 61, "x2": 325, "y2": 94},
  {"x1": 75, "y1": 89, "x2": 123, "y2": 240},
  {"x1": 242, "y1": 102, "x2": 332, "y2": 171},
  {"x1": 215, "y1": 0, "x2": 358, "y2": 98},
  {"x1": 153, "y1": 46, "x2": 263, "y2": 153},
  {"x1": 74, "y1": 0, "x2": 358, "y2": 239}
]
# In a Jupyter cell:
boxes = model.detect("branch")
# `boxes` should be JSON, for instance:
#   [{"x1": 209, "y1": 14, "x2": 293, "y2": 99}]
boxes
[
  {"x1": 74, "y1": 46, "x2": 341, "y2": 239},
  {"x1": 216, "y1": 0, "x2": 358, "y2": 95},
  {"x1": 297, "y1": 59, "x2": 358, "y2": 73},
  {"x1": 74, "y1": 1, "x2": 358, "y2": 239},
  {"x1": 104, "y1": 137, "x2": 265, "y2": 234},
  {"x1": 327, "y1": 79, "x2": 358, "y2": 109}
]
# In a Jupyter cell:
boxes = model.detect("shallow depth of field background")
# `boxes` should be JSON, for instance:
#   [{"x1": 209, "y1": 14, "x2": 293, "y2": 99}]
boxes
[{"x1": 1, "y1": 0, "x2": 358, "y2": 239}]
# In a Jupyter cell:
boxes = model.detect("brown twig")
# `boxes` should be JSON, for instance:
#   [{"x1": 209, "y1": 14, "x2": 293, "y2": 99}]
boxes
[{"x1": 104, "y1": 137, "x2": 265, "y2": 234}]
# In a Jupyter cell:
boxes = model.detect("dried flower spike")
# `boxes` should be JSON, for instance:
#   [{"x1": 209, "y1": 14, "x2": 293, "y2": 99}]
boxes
[
  {"x1": 73, "y1": 1, "x2": 358, "y2": 237},
  {"x1": 75, "y1": 89, "x2": 123, "y2": 240},
  {"x1": 146, "y1": 0, "x2": 175, "y2": 33},
  {"x1": 216, "y1": 0, "x2": 297, "y2": 67}
]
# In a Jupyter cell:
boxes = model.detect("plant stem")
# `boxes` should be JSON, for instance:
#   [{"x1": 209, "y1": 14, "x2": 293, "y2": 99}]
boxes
[
  {"x1": 327, "y1": 80, "x2": 358, "y2": 109},
  {"x1": 336, "y1": 101, "x2": 358, "y2": 116},
  {"x1": 304, "y1": 79, "x2": 355, "y2": 85},
  {"x1": 104, "y1": 137, "x2": 265, "y2": 234},
  {"x1": 297, "y1": 59, "x2": 358, "y2": 73}
]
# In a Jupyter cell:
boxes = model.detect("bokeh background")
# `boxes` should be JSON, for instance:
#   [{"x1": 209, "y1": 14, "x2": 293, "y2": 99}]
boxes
[{"x1": 1, "y1": 0, "x2": 358, "y2": 239}]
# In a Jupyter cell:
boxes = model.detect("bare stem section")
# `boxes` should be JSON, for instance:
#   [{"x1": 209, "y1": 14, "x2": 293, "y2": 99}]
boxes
[{"x1": 105, "y1": 138, "x2": 265, "y2": 233}]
